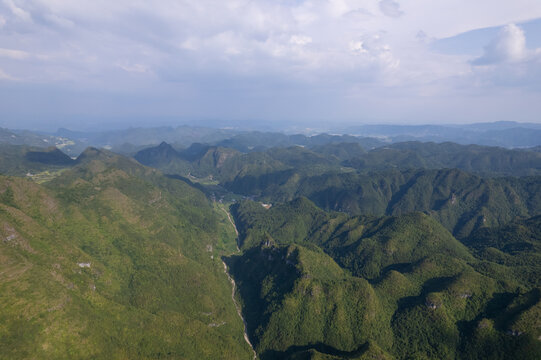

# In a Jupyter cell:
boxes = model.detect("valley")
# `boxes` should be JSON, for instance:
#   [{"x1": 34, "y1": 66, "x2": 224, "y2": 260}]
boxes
[{"x1": 1, "y1": 130, "x2": 540, "y2": 359}]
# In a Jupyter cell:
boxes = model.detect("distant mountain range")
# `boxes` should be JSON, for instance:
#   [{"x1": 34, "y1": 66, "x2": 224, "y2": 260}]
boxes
[
  {"x1": 344, "y1": 121, "x2": 541, "y2": 148},
  {"x1": 2, "y1": 121, "x2": 541, "y2": 158}
]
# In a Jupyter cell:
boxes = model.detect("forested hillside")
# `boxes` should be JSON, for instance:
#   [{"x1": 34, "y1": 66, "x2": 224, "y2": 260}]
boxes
[
  {"x1": 0, "y1": 151, "x2": 252, "y2": 359},
  {"x1": 229, "y1": 198, "x2": 541, "y2": 359}
]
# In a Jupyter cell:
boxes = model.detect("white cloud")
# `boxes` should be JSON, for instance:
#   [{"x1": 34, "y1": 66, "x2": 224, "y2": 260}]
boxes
[
  {"x1": 180, "y1": 38, "x2": 198, "y2": 51},
  {"x1": 389, "y1": 0, "x2": 541, "y2": 39},
  {"x1": 1, "y1": 0, "x2": 540, "y2": 85},
  {"x1": 0, "y1": 48, "x2": 31, "y2": 59},
  {"x1": 290, "y1": 35, "x2": 312, "y2": 46},
  {"x1": 117, "y1": 63, "x2": 149, "y2": 74},
  {"x1": 471, "y1": 24, "x2": 541, "y2": 92},
  {"x1": 349, "y1": 41, "x2": 367, "y2": 53},
  {"x1": 0, "y1": 68, "x2": 17, "y2": 80},
  {"x1": 3, "y1": 0, "x2": 32, "y2": 22},
  {"x1": 327, "y1": 0, "x2": 350, "y2": 18},
  {"x1": 474, "y1": 24, "x2": 527, "y2": 65},
  {"x1": 42, "y1": 13, "x2": 74, "y2": 29},
  {"x1": 469, "y1": 23, "x2": 541, "y2": 90},
  {"x1": 379, "y1": 0, "x2": 404, "y2": 18},
  {"x1": 1, "y1": 0, "x2": 541, "y2": 126}
]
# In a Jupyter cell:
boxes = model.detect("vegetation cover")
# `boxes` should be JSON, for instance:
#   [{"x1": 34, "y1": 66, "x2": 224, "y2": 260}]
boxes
[
  {"x1": 230, "y1": 198, "x2": 541, "y2": 359},
  {"x1": 0, "y1": 151, "x2": 253, "y2": 359},
  {"x1": 136, "y1": 141, "x2": 541, "y2": 238},
  {"x1": 1, "y1": 137, "x2": 541, "y2": 359}
]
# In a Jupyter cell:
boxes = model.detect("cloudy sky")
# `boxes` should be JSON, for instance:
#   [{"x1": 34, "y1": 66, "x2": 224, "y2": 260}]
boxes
[{"x1": 1, "y1": 0, "x2": 541, "y2": 130}]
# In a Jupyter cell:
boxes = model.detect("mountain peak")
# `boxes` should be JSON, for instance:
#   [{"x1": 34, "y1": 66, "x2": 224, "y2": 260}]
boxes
[
  {"x1": 75, "y1": 147, "x2": 114, "y2": 163},
  {"x1": 134, "y1": 142, "x2": 179, "y2": 166}
]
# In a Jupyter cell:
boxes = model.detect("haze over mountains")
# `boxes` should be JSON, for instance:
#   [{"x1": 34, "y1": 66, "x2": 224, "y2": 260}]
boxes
[
  {"x1": 1, "y1": 122, "x2": 540, "y2": 359},
  {"x1": 2, "y1": 121, "x2": 541, "y2": 159}
]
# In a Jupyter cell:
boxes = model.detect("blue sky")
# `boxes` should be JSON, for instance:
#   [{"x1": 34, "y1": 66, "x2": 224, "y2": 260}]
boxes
[{"x1": 1, "y1": 0, "x2": 541, "y2": 131}]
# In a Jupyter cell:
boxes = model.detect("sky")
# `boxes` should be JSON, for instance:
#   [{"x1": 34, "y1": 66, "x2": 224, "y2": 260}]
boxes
[{"x1": 1, "y1": 0, "x2": 541, "y2": 131}]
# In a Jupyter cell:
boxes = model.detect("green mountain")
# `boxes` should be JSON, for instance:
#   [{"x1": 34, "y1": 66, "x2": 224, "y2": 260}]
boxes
[
  {"x1": 0, "y1": 152, "x2": 253, "y2": 359},
  {"x1": 135, "y1": 142, "x2": 339, "y2": 184},
  {"x1": 228, "y1": 198, "x2": 541, "y2": 360},
  {"x1": 2, "y1": 137, "x2": 541, "y2": 360},
  {"x1": 134, "y1": 142, "x2": 242, "y2": 179},
  {"x1": 133, "y1": 141, "x2": 541, "y2": 239},
  {"x1": 0, "y1": 144, "x2": 75, "y2": 179},
  {"x1": 131, "y1": 140, "x2": 541, "y2": 187},
  {"x1": 227, "y1": 167, "x2": 541, "y2": 238},
  {"x1": 132, "y1": 142, "x2": 180, "y2": 166},
  {"x1": 464, "y1": 216, "x2": 541, "y2": 285},
  {"x1": 215, "y1": 132, "x2": 383, "y2": 152},
  {"x1": 346, "y1": 142, "x2": 541, "y2": 176},
  {"x1": 310, "y1": 143, "x2": 366, "y2": 162}
]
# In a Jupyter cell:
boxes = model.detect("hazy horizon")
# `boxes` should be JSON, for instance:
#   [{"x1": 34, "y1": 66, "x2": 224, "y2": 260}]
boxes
[
  {"x1": 1, "y1": 1, "x2": 541, "y2": 130},
  {"x1": 5, "y1": 119, "x2": 541, "y2": 135}
]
